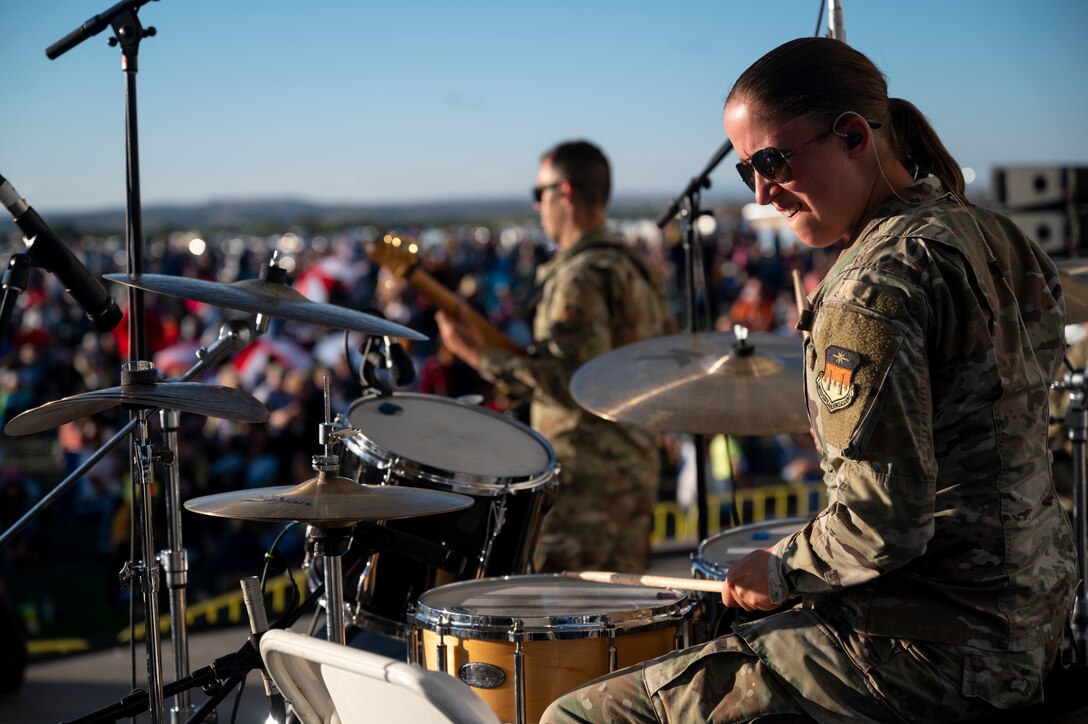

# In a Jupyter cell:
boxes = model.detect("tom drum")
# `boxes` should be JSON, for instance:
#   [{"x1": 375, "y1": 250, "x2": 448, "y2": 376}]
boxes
[{"x1": 340, "y1": 393, "x2": 559, "y2": 638}]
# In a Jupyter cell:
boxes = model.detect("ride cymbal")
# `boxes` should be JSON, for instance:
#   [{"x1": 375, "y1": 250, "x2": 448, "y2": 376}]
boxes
[
  {"x1": 184, "y1": 470, "x2": 473, "y2": 526},
  {"x1": 4, "y1": 381, "x2": 270, "y2": 436},
  {"x1": 104, "y1": 273, "x2": 427, "y2": 341},
  {"x1": 570, "y1": 331, "x2": 808, "y2": 436}
]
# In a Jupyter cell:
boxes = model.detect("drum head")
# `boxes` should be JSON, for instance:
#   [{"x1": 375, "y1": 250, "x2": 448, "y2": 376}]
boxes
[
  {"x1": 410, "y1": 574, "x2": 693, "y2": 641},
  {"x1": 346, "y1": 394, "x2": 554, "y2": 489},
  {"x1": 693, "y1": 518, "x2": 807, "y2": 580}
]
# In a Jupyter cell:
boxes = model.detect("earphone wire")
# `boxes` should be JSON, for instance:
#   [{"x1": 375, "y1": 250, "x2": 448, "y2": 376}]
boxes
[{"x1": 833, "y1": 110, "x2": 915, "y2": 206}]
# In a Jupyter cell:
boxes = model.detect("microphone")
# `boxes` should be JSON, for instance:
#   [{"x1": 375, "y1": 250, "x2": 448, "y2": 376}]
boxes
[
  {"x1": 0, "y1": 174, "x2": 122, "y2": 332},
  {"x1": 386, "y1": 338, "x2": 416, "y2": 387},
  {"x1": 239, "y1": 576, "x2": 287, "y2": 724}
]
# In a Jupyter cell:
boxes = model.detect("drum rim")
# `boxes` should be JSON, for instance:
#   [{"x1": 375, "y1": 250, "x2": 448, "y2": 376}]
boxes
[
  {"x1": 344, "y1": 393, "x2": 557, "y2": 492},
  {"x1": 691, "y1": 517, "x2": 810, "y2": 580},
  {"x1": 407, "y1": 574, "x2": 696, "y2": 642}
]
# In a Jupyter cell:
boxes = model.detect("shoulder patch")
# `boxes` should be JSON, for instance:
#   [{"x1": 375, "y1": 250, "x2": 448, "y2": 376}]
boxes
[
  {"x1": 810, "y1": 302, "x2": 904, "y2": 454},
  {"x1": 817, "y1": 345, "x2": 861, "y2": 412}
]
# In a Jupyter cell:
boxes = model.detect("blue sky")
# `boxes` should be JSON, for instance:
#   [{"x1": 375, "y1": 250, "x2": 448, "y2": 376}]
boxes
[{"x1": 2, "y1": 0, "x2": 1086, "y2": 213}]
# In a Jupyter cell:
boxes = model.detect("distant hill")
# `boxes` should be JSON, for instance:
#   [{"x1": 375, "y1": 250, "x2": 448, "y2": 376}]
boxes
[{"x1": 0, "y1": 193, "x2": 728, "y2": 237}]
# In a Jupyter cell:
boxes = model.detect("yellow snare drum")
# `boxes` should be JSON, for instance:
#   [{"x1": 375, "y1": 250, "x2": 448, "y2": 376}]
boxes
[{"x1": 408, "y1": 574, "x2": 695, "y2": 724}]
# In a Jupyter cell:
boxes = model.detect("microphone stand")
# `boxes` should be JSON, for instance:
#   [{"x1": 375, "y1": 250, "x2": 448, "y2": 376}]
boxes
[
  {"x1": 0, "y1": 254, "x2": 31, "y2": 345},
  {"x1": 63, "y1": 584, "x2": 326, "y2": 724},
  {"x1": 657, "y1": 139, "x2": 734, "y2": 542},
  {"x1": 47, "y1": 2, "x2": 162, "y2": 719},
  {"x1": 157, "y1": 319, "x2": 256, "y2": 722},
  {"x1": 47, "y1": 0, "x2": 160, "y2": 364}
]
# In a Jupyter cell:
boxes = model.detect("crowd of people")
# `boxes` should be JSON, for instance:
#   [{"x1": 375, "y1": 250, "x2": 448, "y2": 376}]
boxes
[{"x1": 0, "y1": 202, "x2": 836, "y2": 589}]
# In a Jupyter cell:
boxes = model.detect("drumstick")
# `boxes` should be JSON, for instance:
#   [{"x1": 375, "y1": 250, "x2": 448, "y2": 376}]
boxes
[{"x1": 561, "y1": 570, "x2": 724, "y2": 594}]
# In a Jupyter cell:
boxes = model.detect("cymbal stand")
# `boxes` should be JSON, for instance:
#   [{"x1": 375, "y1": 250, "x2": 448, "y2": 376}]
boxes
[
  {"x1": 657, "y1": 139, "x2": 734, "y2": 542},
  {"x1": 116, "y1": 363, "x2": 169, "y2": 724},
  {"x1": 309, "y1": 377, "x2": 354, "y2": 645},
  {"x1": 1056, "y1": 358, "x2": 1088, "y2": 662},
  {"x1": 153, "y1": 319, "x2": 256, "y2": 721},
  {"x1": 306, "y1": 521, "x2": 354, "y2": 645}
]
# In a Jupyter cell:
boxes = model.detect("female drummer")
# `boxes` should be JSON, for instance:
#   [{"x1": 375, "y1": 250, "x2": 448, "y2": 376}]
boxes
[{"x1": 543, "y1": 36, "x2": 1076, "y2": 723}]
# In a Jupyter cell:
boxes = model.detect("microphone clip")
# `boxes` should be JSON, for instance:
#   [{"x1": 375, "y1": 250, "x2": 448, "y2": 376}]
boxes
[{"x1": 358, "y1": 335, "x2": 416, "y2": 394}]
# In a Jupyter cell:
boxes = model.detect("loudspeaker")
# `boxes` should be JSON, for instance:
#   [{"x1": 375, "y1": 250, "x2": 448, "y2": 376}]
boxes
[
  {"x1": 844, "y1": 131, "x2": 863, "y2": 149},
  {"x1": 1007, "y1": 210, "x2": 1087, "y2": 257},
  {"x1": 992, "y1": 166, "x2": 1088, "y2": 210}
]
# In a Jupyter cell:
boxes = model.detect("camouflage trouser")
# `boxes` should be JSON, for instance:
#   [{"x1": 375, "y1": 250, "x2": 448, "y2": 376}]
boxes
[
  {"x1": 532, "y1": 456, "x2": 658, "y2": 574},
  {"x1": 542, "y1": 606, "x2": 1049, "y2": 723}
]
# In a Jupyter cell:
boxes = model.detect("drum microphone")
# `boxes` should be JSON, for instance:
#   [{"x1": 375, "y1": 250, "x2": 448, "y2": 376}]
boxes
[
  {"x1": 239, "y1": 576, "x2": 287, "y2": 724},
  {"x1": 359, "y1": 336, "x2": 416, "y2": 392},
  {"x1": 386, "y1": 337, "x2": 416, "y2": 386},
  {"x1": 0, "y1": 173, "x2": 122, "y2": 333}
]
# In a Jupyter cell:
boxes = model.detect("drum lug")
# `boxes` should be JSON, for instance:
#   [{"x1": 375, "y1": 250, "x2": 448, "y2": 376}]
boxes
[
  {"x1": 436, "y1": 614, "x2": 449, "y2": 674},
  {"x1": 513, "y1": 625, "x2": 526, "y2": 724},
  {"x1": 607, "y1": 629, "x2": 618, "y2": 672}
]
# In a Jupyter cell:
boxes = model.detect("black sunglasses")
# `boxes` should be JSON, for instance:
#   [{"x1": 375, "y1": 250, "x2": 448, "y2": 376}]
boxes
[
  {"x1": 532, "y1": 181, "x2": 562, "y2": 203},
  {"x1": 735, "y1": 128, "x2": 834, "y2": 192}
]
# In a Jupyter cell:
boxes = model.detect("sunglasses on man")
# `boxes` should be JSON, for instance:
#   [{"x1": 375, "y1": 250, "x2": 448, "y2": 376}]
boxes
[
  {"x1": 735, "y1": 120, "x2": 881, "y2": 191},
  {"x1": 532, "y1": 181, "x2": 562, "y2": 203}
]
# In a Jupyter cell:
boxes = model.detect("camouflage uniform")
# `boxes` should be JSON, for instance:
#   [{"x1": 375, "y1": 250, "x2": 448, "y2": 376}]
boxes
[
  {"x1": 543, "y1": 179, "x2": 1077, "y2": 722},
  {"x1": 479, "y1": 227, "x2": 673, "y2": 573}
]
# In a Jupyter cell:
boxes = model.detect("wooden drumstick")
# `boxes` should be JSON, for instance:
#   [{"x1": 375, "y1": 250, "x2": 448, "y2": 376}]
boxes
[{"x1": 561, "y1": 570, "x2": 724, "y2": 594}]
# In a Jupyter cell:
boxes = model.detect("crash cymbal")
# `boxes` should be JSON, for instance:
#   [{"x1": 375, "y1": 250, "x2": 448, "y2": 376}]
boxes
[
  {"x1": 104, "y1": 273, "x2": 427, "y2": 341},
  {"x1": 4, "y1": 381, "x2": 269, "y2": 436},
  {"x1": 570, "y1": 331, "x2": 808, "y2": 436},
  {"x1": 184, "y1": 469, "x2": 473, "y2": 526},
  {"x1": 1055, "y1": 260, "x2": 1088, "y2": 325}
]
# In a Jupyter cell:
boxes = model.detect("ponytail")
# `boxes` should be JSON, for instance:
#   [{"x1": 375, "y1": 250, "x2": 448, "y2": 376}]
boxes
[{"x1": 888, "y1": 97, "x2": 967, "y2": 205}]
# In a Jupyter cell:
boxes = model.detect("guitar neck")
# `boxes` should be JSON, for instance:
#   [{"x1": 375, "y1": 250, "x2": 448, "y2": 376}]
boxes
[{"x1": 407, "y1": 267, "x2": 525, "y2": 354}]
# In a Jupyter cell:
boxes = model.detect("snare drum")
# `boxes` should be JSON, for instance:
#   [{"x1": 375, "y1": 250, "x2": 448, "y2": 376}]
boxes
[
  {"x1": 408, "y1": 574, "x2": 695, "y2": 724},
  {"x1": 341, "y1": 394, "x2": 558, "y2": 637},
  {"x1": 691, "y1": 517, "x2": 807, "y2": 640}
]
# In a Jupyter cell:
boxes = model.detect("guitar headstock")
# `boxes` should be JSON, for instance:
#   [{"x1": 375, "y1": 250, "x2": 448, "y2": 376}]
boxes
[{"x1": 368, "y1": 234, "x2": 420, "y2": 278}]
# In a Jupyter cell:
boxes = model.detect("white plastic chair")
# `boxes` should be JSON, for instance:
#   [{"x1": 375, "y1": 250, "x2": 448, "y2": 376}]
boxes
[{"x1": 259, "y1": 628, "x2": 502, "y2": 724}]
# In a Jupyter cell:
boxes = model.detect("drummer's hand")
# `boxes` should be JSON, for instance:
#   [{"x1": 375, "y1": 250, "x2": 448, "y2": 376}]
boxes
[
  {"x1": 436, "y1": 302, "x2": 484, "y2": 370},
  {"x1": 721, "y1": 548, "x2": 777, "y2": 612}
]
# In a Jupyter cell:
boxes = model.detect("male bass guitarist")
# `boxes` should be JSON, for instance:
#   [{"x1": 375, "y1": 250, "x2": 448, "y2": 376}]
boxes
[{"x1": 433, "y1": 139, "x2": 675, "y2": 574}]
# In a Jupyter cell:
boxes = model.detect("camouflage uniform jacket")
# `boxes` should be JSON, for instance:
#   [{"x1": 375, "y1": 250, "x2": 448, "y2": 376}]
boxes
[
  {"x1": 769, "y1": 178, "x2": 1076, "y2": 652},
  {"x1": 478, "y1": 227, "x2": 673, "y2": 494}
]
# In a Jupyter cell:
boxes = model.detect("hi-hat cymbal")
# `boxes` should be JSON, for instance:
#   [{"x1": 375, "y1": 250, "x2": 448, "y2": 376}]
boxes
[
  {"x1": 570, "y1": 331, "x2": 808, "y2": 436},
  {"x1": 104, "y1": 273, "x2": 427, "y2": 341},
  {"x1": 4, "y1": 382, "x2": 270, "y2": 436},
  {"x1": 184, "y1": 470, "x2": 473, "y2": 526},
  {"x1": 1056, "y1": 260, "x2": 1088, "y2": 325}
]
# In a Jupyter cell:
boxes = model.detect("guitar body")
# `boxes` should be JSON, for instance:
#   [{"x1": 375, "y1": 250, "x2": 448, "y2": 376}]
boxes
[{"x1": 369, "y1": 235, "x2": 525, "y2": 354}]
